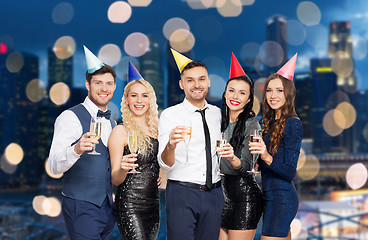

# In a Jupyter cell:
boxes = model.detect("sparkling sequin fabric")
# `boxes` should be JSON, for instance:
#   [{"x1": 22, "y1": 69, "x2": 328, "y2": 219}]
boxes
[
  {"x1": 221, "y1": 174, "x2": 263, "y2": 230},
  {"x1": 114, "y1": 137, "x2": 160, "y2": 240}
]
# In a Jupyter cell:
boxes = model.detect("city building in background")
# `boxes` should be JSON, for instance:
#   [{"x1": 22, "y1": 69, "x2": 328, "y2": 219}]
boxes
[
  {"x1": 0, "y1": 47, "x2": 41, "y2": 186},
  {"x1": 265, "y1": 14, "x2": 288, "y2": 75},
  {"x1": 140, "y1": 36, "x2": 164, "y2": 110}
]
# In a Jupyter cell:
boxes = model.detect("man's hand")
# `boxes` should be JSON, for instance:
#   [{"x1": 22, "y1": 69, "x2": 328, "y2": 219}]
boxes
[{"x1": 74, "y1": 132, "x2": 99, "y2": 155}]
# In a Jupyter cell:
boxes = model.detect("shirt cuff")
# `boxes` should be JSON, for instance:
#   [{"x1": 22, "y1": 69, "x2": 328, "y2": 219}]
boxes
[{"x1": 66, "y1": 145, "x2": 81, "y2": 163}]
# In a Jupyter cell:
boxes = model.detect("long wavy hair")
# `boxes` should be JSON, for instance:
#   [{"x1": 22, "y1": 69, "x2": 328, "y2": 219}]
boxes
[
  {"x1": 221, "y1": 75, "x2": 255, "y2": 154},
  {"x1": 260, "y1": 73, "x2": 297, "y2": 155},
  {"x1": 120, "y1": 79, "x2": 159, "y2": 151}
]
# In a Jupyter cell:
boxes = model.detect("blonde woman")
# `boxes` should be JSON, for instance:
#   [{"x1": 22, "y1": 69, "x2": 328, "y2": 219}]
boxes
[{"x1": 108, "y1": 62, "x2": 160, "y2": 240}]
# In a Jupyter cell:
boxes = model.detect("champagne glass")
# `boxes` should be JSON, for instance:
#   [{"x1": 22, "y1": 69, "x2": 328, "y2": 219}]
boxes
[
  {"x1": 248, "y1": 129, "x2": 260, "y2": 174},
  {"x1": 216, "y1": 133, "x2": 226, "y2": 176},
  {"x1": 127, "y1": 131, "x2": 141, "y2": 174},
  {"x1": 181, "y1": 119, "x2": 192, "y2": 165},
  {"x1": 88, "y1": 116, "x2": 102, "y2": 155}
]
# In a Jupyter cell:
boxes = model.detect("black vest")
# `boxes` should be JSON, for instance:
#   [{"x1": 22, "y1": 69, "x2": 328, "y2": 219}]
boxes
[{"x1": 62, "y1": 104, "x2": 116, "y2": 206}]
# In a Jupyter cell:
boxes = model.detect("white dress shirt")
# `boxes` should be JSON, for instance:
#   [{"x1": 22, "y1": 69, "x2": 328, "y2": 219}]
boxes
[
  {"x1": 48, "y1": 97, "x2": 114, "y2": 175},
  {"x1": 158, "y1": 98, "x2": 222, "y2": 185}
]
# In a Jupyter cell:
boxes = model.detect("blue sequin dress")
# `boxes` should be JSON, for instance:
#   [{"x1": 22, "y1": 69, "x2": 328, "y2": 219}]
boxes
[{"x1": 259, "y1": 117, "x2": 303, "y2": 237}]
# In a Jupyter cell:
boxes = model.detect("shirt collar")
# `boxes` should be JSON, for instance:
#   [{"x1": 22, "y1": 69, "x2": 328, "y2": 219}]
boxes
[
  {"x1": 182, "y1": 98, "x2": 209, "y2": 113},
  {"x1": 84, "y1": 96, "x2": 109, "y2": 116}
]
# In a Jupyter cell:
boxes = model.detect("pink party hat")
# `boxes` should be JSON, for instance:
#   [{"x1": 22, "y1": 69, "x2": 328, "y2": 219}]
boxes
[
  {"x1": 277, "y1": 53, "x2": 297, "y2": 81},
  {"x1": 229, "y1": 53, "x2": 246, "y2": 79}
]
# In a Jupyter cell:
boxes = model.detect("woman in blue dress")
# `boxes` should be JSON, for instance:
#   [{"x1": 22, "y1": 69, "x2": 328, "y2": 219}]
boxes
[{"x1": 249, "y1": 54, "x2": 302, "y2": 240}]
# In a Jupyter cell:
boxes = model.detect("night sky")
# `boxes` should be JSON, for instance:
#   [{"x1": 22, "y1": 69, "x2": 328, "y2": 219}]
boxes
[{"x1": 1, "y1": 0, "x2": 368, "y2": 108}]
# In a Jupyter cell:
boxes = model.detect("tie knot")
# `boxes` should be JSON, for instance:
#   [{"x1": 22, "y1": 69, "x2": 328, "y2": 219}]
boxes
[
  {"x1": 196, "y1": 107, "x2": 207, "y2": 116},
  {"x1": 97, "y1": 110, "x2": 111, "y2": 119}
]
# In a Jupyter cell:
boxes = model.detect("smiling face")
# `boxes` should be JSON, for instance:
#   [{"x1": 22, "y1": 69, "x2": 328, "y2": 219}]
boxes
[
  {"x1": 265, "y1": 78, "x2": 286, "y2": 119},
  {"x1": 85, "y1": 72, "x2": 116, "y2": 111},
  {"x1": 224, "y1": 79, "x2": 250, "y2": 117},
  {"x1": 125, "y1": 82, "x2": 150, "y2": 117},
  {"x1": 179, "y1": 66, "x2": 210, "y2": 108}
]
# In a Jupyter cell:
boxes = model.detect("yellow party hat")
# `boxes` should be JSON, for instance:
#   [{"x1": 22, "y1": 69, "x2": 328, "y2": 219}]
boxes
[{"x1": 170, "y1": 48, "x2": 192, "y2": 73}]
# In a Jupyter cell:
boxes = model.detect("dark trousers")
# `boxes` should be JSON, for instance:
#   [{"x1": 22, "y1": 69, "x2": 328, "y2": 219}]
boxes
[
  {"x1": 166, "y1": 180, "x2": 224, "y2": 240},
  {"x1": 62, "y1": 196, "x2": 115, "y2": 240}
]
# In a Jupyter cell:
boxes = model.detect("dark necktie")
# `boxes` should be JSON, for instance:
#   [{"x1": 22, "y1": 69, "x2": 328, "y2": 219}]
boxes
[
  {"x1": 97, "y1": 110, "x2": 111, "y2": 119},
  {"x1": 196, "y1": 108, "x2": 212, "y2": 189}
]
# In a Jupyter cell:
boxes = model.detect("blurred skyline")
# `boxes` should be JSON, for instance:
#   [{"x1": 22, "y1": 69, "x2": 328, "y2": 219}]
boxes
[{"x1": 2, "y1": 0, "x2": 368, "y2": 107}]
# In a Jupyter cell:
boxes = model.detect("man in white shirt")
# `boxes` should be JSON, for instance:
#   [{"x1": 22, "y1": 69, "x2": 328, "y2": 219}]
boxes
[
  {"x1": 48, "y1": 46, "x2": 117, "y2": 240},
  {"x1": 158, "y1": 50, "x2": 224, "y2": 239}
]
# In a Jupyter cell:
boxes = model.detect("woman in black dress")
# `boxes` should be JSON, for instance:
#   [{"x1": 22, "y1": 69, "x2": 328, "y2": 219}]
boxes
[
  {"x1": 218, "y1": 54, "x2": 263, "y2": 240},
  {"x1": 108, "y1": 62, "x2": 160, "y2": 240}
]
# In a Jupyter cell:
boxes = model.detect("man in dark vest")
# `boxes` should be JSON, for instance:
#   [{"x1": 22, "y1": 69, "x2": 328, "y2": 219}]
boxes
[{"x1": 48, "y1": 45, "x2": 117, "y2": 239}]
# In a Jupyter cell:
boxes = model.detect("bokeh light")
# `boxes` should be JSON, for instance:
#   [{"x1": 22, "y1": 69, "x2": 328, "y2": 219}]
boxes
[
  {"x1": 169, "y1": 29, "x2": 195, "y2": 53},
  {"x1": 45, "y1": 158, "x2": 63, "y2": 179},
  {"x1": 240, "y1": 0, "x2": 255, "y2": 5},
  {"x1": 284, "y1": 20, "x2": 306, "y2": 46},
  {"x1": 216, "y1": 0, "x2": 242, "y2": 17},
  {"x1": 4, "y1": 143, "x2": 24, "y2": 165},
  {"x1": 326, "y1": 90, "x2": 350, "y2": 109},
  {"x1": 335, "y1": 102, "x2": 356, "y2": 129},
  {"x1": 108, "y1": 1, "x2": 132, "y2": 23},
  {"x1": 207, "y1": 74, "x2": 226, "y2": 102},
  {"x1": 124, "y1": 32, "x2": 150, "y2": 57},
  {"x1": 6, "y1": 51, "x2": 24, "y2": 73},
  {"x1": 254, "y1": 77, "x2": 265, "y2": 102},
  {"x1": 115, "y1": 56, "x2": 139, "y2": 81},
  {"x1": 33, "y1": 195, "x2": 48, "y2": 215},
  {"x1": 108, "y1": 101, "x2": 120, "y2": 120},
  {"x1": 98, "y1": 44, "x2": 122, "y2": 67},
  {"x1": 43, "y1": 197, "x2": 62, "y2": 217},
  {"x1": 26, "y1": 79, "x2": 47, "y2": 103},
  {"x1": 346, "y1": 163, "x2": 368, "y2": 190},
  {"x1": 291, "y1": 218, "x2": 302, "y2": 238},
  {"x1": 297, "y1": 1, "x2": 321, "y2": 26},
  {"x1": 252, "y1": 96, "x2": 260, "y2": 116},
  {"x1": 0, "y1": 155, "x2": 17, "y2": 174},
  {"x1": 323, "y1": 109, "x2": 344, "y2": 137},
  {"x1": 128, "y1": 0, "x2": 152, "y2": 7},
  {"x1": 297, "y1": 148, "x2": 306, "y2": 170},
  {"x1": 331, "y1": 51, "x2": 354, "y2": 78},
  {"x1": 297, "y1": 155, "x2": 320, "y2": 181},
  {"x1": 52, "y1": 2, "x2": 74, "y2": 25},
  {"x1": 351, "y1": 34, "x2": 368, "y2": 60},
  {"x1": 240, "y1": 42, "x2": 260, "y2": 65},
  {"x1": 203, "y1": 56, "x2": 226, "y2": 76},
  {"x1": 53, "y1": 36, "x2": 76, "y2": 60},
  {"x1": 186, "y1": 0, "x2": 214, "y2": 9},
  {"x1": 195, "y1": 16, "x2": 222, "y2": 42},
  {"x1": 306, "y1": 24, "x2": 328, "y2": 48},
  {"x1": 163, "y1": 18, "x2": 190, "y2": 40},
  {"x1": 259, "y1": 41, "x2": 284, "y2": 67},
  {"x1": 49, "y1": 82, "x2": 70, "y2": 105}
]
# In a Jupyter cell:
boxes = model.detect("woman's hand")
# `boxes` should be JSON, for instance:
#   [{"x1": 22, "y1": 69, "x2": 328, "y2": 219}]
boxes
[
  {"x1": 249, "y1": 136, "x2": 273, "y2": 165},
  {"x1": 121, "y1": 153, "x2": 138, "y2": 171},
  {"x1": 218, "y1": 143, "x2": 241, "y2": 167}
]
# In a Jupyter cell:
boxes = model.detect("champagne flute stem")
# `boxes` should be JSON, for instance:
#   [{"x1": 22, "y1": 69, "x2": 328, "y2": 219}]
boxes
[{"x1": 186, "y1": 147, "x2": 188, "y2": 164}]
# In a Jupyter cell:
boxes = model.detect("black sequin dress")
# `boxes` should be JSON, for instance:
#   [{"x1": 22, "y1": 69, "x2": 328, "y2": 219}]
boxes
[
  {"x1": 114, "y1": 137, "x2": 160, "y2": 240},
  {"x1": 220, "y1": 118, "x2": 263, "y2": 230}
]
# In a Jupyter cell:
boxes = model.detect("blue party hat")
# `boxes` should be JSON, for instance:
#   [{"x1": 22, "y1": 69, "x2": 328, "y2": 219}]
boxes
[{"x1": 128, "y1": 61, "x2": 143, "y2": 82}]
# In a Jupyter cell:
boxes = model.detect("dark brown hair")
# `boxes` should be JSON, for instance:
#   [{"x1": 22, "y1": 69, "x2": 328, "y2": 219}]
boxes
[
  {"x1": 260, "y1": 73, "x2": 297, "y2": 155},
  {"x1": 181, "y1": 61, "x2": 208, "y2": 76},
  {"x1": 85, "y1": 64, "x2": 116, "y2": 84}
]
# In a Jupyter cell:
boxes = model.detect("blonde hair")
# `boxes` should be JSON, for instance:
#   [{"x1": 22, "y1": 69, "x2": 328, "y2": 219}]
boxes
[{"x1": 121, "y1": 79, "x2": 159, "y2": 151}]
